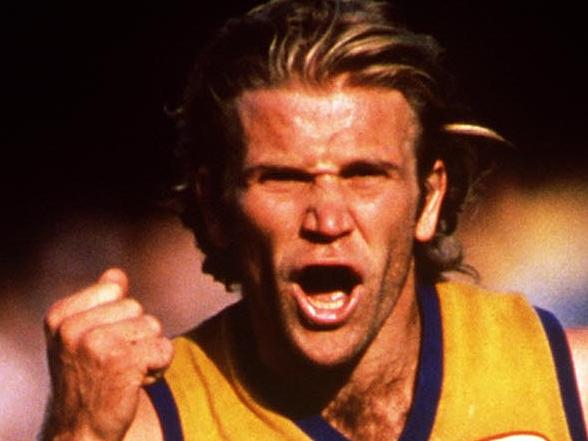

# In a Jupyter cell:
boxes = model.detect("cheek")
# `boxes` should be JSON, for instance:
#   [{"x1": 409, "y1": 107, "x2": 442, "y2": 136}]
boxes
[
  {"x1": 355, "y1": 190, "x2": 419, "y2": 243},
  {"x1": 236, "y1": 192, "x2": 301, "y2": 260}
]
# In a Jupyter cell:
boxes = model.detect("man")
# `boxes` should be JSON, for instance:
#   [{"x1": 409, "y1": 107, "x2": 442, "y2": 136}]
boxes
[{"x1": 42, "y1": 1, "x2": 587, "y2": 440}]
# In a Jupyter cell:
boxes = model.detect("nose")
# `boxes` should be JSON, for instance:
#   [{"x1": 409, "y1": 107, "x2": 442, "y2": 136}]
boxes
[{"x1": 301, "y1": 176, "x2": 354, "y2": 242}]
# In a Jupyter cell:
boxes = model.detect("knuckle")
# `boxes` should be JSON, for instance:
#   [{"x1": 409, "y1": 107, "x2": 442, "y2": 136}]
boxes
[
  {"x1": 143, "y1": 338, "x2": 174, "y2": 372},
  {"x1": 57, "y1": 318, "x2": 81, "y2": 350},
  {"x1": 142, "y1": 314, "x2": 163, "y2": 334},
  {"x1": 44, "y1": 309, "x2": 60, "y2": 336},
  {"x1": 44, "y1": 298, "x2": 70, "y2": 334},
  {"x1": 96, "y1": 281, "x2": 124, "y2": 301},
  {"x1": 79, "y1": 326, "x2": 134, "y2": 367},
  {"x1": 121, "y1": 298, "x2": 144, "y2": 316},
  {"x1": 158, "y1": 338, "x2": 174, "y2": 359},
  {"x1": 154, "y1": 338, "x2": 175, "y2": 368},
  {"x1": 79, "y1": 327, "x2": 108, "y2": 359}
]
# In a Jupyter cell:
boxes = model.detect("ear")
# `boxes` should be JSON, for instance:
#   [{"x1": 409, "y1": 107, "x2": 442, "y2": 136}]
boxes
[
  {"x1": 195, "y1": 167, "x2": 229, "y2": 248},
  {"x1": 415, "y1": 159, "x2": 447, "y2": 242}
]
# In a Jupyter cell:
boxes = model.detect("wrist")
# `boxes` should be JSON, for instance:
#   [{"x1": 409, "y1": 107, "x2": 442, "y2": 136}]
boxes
[{"x1": 40, "y1": 424, "x2": 115, "y2": 441}]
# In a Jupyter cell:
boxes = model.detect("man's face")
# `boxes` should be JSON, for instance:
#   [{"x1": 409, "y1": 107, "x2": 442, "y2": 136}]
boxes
[{"x1": 226, "y1": 85, "x2": 444, "y2": 368}]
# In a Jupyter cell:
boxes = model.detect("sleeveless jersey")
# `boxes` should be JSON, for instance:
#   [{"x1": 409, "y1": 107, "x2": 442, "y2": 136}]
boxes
[{"x1": 145, "y1": 282, "x2": 586, "y2": 440}]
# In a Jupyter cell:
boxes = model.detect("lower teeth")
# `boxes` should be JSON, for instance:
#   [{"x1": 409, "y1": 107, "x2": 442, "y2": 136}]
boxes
[{"x1": 306, "y1": 291, "x2": 347, "y2": 310}]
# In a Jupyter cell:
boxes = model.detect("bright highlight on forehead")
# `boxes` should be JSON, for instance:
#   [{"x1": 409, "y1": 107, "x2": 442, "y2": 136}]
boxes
[
  {"x1": 239, "y1": 86, "x2": 414, "y2": 121},
  {"x1": 288, "y1": 91, "x2": 357, "y2": 132},
  {"x1": 237, "y1": 86, "x2": 420, "y2": 156}
]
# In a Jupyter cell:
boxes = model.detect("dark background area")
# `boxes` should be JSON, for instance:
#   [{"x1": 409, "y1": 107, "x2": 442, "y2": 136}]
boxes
[{"x1": 2, "y1": 1, "x2": 587, "y2": 279}]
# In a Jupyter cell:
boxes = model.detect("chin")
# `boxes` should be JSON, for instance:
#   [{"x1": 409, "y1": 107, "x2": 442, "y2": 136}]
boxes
[{"x1": 285, "y1": 324, "x2": 369, "y2": 371}]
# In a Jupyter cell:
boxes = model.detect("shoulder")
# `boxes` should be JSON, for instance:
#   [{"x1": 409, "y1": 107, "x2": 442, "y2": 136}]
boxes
[
  {"x1": 565, "y1": 327, "x2": 588, "y2": 429},
  {"x1": 123, "y1": 305, "x2": 244, "y2": 441}
]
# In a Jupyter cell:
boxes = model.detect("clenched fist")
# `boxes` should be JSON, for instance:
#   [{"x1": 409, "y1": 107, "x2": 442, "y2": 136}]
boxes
[{"x1": 41, "y1": 269, "x2": 174, "y2": 441}]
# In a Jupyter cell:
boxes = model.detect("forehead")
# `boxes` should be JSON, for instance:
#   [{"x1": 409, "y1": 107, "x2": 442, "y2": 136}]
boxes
[{"x1": 236, "y1": 85, "x2": 420, "y2": 165}]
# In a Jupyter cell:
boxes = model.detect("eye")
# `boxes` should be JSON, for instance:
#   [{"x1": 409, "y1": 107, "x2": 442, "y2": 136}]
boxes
[
  {"x1": 341, "y1": 162, "x2": 390, "y2": 189},
  {"x1": 256, "y1": 167, "x2": 312, "y2": 192},
  {"x1": 259, "y1": 169, "x2": 312, "y2": 183}
]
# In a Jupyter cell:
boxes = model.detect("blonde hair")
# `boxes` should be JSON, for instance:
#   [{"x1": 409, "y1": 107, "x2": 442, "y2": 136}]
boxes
[{"x1": 174, "y1": 0, "x2": 506, "y2": 287}]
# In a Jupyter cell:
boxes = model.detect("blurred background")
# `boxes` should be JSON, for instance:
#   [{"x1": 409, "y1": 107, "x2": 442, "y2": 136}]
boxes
[{"x1": 1, "y1": 1, "x2": 587, "y2": 439}]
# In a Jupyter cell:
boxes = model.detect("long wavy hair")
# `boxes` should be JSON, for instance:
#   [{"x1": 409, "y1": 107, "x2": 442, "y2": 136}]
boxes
[{"x1": 171, "y1": 0, "x2": 504, "y2": 289}]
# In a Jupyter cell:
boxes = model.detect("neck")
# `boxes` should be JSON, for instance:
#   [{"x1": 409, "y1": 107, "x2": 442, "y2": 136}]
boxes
[
  {"x1": 238, "y1": 275, "x2": 423, "y2": 438},
  {"x1": 322, "y1": 278, "x2": 421, "y2": 440}
]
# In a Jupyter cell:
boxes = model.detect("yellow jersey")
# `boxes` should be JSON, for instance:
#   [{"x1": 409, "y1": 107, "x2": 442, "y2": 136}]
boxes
[{"x1": 145, "y1": 282, "x2": 586, "y2": 440}]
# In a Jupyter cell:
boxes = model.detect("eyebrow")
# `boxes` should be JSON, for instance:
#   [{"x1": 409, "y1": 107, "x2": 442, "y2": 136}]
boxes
[
  {"x1": 340, "y1": 160, "x2": 401, "y2": 175},
  {"x1": 240, "y1": 165, "x2": 311, "y2": 183},
  {"x1": 241, "y1": 160, "x2": 401, "y2": 180}
]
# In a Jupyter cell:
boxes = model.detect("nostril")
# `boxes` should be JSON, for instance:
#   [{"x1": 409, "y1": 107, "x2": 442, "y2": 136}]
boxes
[{"x1": 300, "y1": 229, "x2": 340, "y2": 243}]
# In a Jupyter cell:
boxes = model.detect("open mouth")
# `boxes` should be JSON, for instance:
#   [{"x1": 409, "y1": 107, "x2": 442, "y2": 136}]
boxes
[
  {"x1": 291, "y1": 265, "x2": 362, "y2": 326},
  {"x1": 297, "y1": 265, "x2": 360, "y2": 294}
]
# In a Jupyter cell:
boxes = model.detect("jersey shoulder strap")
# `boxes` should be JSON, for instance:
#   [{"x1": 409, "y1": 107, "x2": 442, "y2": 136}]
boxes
[
  {"x1": 146, "y1": 305, "x2": 314, "y2": 441},
  {"x1": 430, "y1": 282, "x2": 585, "y2": 440}
]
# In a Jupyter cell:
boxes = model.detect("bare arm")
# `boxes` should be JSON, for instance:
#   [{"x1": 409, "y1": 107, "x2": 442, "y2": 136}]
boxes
[
  {"x1": 122, "y1": 390, "x2": 164, "y2": 441},
  {"x1": 41, "y1": 269, "x2": 173, "y2": 441},
  {"x1": 566, "y1": 327, "x2": 588, "y2": 435}
]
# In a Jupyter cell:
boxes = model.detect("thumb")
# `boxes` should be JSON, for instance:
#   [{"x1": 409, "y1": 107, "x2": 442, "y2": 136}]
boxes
[{"x1": 99, "y1": 268, "x2": 129, "y2": 293}]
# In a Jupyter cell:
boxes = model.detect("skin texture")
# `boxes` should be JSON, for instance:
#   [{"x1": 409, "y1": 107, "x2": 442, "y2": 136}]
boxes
[
  {"x1": 42, "y1": 85, "x2": 588, "y2": 440},
  {"x1": 232, "y1": 86, "x2": 444, "y2": 372}
]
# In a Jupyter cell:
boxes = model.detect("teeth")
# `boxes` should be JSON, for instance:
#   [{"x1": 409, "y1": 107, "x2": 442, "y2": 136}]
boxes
[{"x1": 306, "y1": 291, "x2": 347, "y2": 310}]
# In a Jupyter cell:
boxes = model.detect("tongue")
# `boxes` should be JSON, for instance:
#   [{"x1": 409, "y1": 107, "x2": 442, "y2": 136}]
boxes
[{"x1": 305, "y1": 291, "x2": 347, "y2": 310}]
